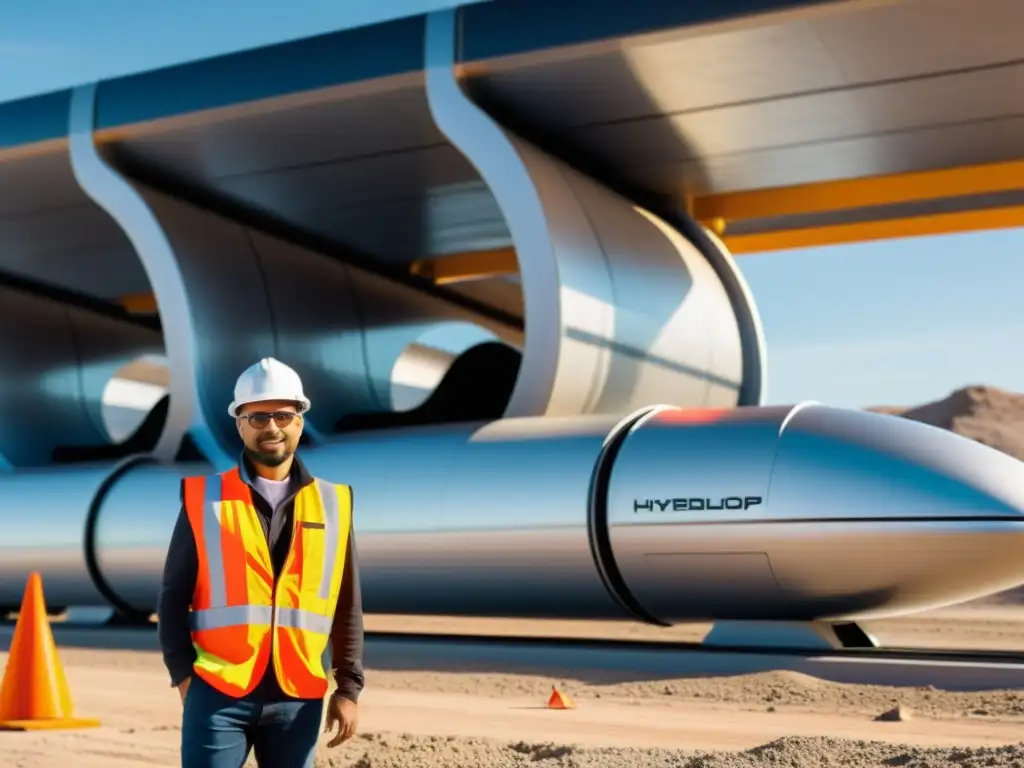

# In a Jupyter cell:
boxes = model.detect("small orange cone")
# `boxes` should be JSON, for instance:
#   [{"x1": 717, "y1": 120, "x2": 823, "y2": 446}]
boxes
[
  {"x1": 546, "y1": 685, "x2": 575, "y2": 710},
  {"x1": 0, "y1": 572, "x2": 100, "y2": 730}
]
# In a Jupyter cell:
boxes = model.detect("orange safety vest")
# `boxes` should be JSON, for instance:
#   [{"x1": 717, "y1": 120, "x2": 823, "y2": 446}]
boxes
[{"x1": 182, "y1": 465, "x2": 352, "y2": 699}]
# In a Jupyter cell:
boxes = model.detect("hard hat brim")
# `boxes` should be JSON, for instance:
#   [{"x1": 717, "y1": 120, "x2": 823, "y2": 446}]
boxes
[{"x1": 229, "y1": 395, "x2": 311, "y2": 418}]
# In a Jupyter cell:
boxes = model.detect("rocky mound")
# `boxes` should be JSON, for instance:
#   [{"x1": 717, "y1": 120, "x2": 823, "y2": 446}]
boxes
[{"x1": 867, "y1": 384, "x2": 1024, "y2": 461}]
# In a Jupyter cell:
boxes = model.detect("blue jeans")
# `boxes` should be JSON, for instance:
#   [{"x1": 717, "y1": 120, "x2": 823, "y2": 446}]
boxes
[{"x1": 180, "y1": 675, "x2": 324, "y2": 768}]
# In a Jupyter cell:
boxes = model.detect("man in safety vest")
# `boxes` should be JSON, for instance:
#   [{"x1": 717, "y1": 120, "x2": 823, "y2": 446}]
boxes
[{"x1": 157, "y1": 357, "x2": 364, "y2": 768}]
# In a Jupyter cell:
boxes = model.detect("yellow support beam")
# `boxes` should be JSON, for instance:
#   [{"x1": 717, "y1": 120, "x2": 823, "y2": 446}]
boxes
[
  {"x1": 119, "y1": 292, "x2": 159, "y2": 314},
  {"x1": 722, "y1": 204, "x2": 1024, "y2": 255},
  {"x1": 410, "y1": 247, "x2": 518, "y2": 285},
  {"x1": 693, "y1": 160, "x2": 1024, "y2": 223},
  {"x1": 406, "y1": 195, "x2": 1024, "y2": 281},
  {"x1": 407, "y1": 207, "x2": 1024, "y2": 283}
]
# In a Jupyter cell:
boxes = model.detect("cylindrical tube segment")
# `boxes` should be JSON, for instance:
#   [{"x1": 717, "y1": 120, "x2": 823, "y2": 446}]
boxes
[
  {"x1": 301, "y1": 415, "x2": 630, "y2": 619},
  {"x1": 0, "y1": 462, "x2": 122, "y2": 608},
  {"x1": 7, "y1": 405, "x2": 1024, "y2": 621},
  {"x1": 90, "y1": 459, "x2": 212, "y2": 614}
]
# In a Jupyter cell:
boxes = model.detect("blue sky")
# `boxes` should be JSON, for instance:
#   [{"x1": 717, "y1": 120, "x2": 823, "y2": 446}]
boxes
[
  {"x1": 738, "y1": 231, "x2": 1024, "y2": 408},
  {"x1": 2, "y1": 1, "x2": 1020, "y2": 410}
]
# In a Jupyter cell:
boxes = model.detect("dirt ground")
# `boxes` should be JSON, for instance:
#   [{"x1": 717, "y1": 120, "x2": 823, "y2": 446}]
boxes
[{"x1": 2, "y1": 606, "x2": 1024, "y2": 767}]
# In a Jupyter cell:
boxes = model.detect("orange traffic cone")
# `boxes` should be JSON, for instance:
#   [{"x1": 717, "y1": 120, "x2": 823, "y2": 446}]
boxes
[
  {"x1": 546, "y1": 685, "x2": 575, "y2": 710},
  {"x1": 0, "y1": 572, "x2": 101, "y2": 730}
]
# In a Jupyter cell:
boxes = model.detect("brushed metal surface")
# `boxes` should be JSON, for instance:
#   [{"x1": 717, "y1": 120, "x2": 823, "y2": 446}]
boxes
[
  {"x1": 762, "y1": 521, "x2": 1024, "y2": 621},
  {"x1": 8, "y1": 0, "x2": 1017, "y2": 274},
  {"x1": 90, "y1": 415, "x2": 627, "y2": 617},
  {"x1": 463, "y1": 0, "x2": 1024, "y2": 127},
  {"x1": 610, "y1": 520, "x2": 1024, "y2": 623},
  {"x1": 133, "y1": 183, "x2": 522, "y2": 450},
  {"x1": 75, "y1": 78, "x2": 521, "y2": 462},
  {"x1": 0, "y1": 286, "x2": 163, "y2": 467},
  {"x1": 769, "y1": 404, "x2": 1024, "y2": 520},
  {"x1": 577, "y1": 64, "x2": 1024, "y2": 197},
  {"x1": 0, "y1": 150, "x2": 147, "y2": 301},
  {"x1": 579, "y1": 62, "x2": 1024, "y2": 164},
  {"x1": 70, "y1": 83, "x2": 217, "y2": 465},
  {"x1": 0, "y1": 462, "x2": 117, "y2": 607},
  {"x1": 92, "y1": 460, "x2": 211, "y2": 613},
  {"x1": 249, "y1": 230, "x2": 376, "y2": 419},
  {"x1": 426, "y1": 9, "x2": 747, "y2": 419},
  {"x1": 0, "y1": 151, "x2": 86, "y2": 218},
  {"x1": 433, "y1": 414, "x2": 629, "y2": 617},
  {"x1": 441, "y1": 276, "x2": 524, "y2": 321},
  {"x1": 301, "y1": 414, "x2": 628, "y2": 618},
  {"x1": 132, "y1": 186, "x2": 281, "y2": 455},
  {"x1": 460, "y1": 0, "x2": 1024, "y2": 197},
  {"x1": 606, "y1": 403, "x2": 1024, "y2": 624},
  {"x1": 100, "y1": 76, "x2": 513, "y2": 269},
  {"x1": 606, "y1": 404, "x2": 790, "y2": 524},
  {"x1": 6, "y1": 405, "x2": 1024, "y2": 621},
  {"x1": 803, "y1": 0, "x2": 1024, "y2": 84},
  {"x1": 392, "y1": 341, "x2": 464, "y2": 411},
  {"x1": 656, "y1": 114, "x2": 1024, "y2": 197},
  {"x1": 100, "y1": 76, "x2": 446, "y2": 181},
  {"x1": 214, "y1": 144, "x2": 511, "y2": 265}
]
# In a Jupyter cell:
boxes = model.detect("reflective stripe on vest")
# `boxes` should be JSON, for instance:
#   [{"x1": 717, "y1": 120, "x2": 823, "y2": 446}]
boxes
[
  {"x1": 183, "y1": 466, "x2": 351, "y2": 699},
  {"x1": 188, "y1": 605, "x2": 333, "y2": 635}
]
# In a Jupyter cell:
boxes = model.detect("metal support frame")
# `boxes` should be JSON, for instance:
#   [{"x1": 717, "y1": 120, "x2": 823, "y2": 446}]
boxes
[
  {"x1": 425, "y1": 9, "x2": 753, "y2": 417},
  {"x1": 69, "y1": 83, "x2": 230, "y2": 468}
]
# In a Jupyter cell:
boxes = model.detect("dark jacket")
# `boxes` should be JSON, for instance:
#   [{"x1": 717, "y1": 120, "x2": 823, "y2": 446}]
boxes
[{"x1": 156, "y1": 452, "x2": 365, "y2": 702}]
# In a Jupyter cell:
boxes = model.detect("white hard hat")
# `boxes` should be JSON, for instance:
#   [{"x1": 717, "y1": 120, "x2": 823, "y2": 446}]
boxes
[{"x1": 228, "y1": 357, "x2": 311, "y2": 417}]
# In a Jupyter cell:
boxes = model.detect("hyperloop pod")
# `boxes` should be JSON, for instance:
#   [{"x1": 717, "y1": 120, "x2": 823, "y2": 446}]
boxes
[{"x1": 12, "y1": 401, "x2": 1024, "y2": 631}]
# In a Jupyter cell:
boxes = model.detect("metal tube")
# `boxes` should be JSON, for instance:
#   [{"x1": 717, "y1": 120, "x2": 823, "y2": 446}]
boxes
[
  {"x1": 75, "y1": 403, "x2": 1024, "y2": 621},
  {"x1": 0, "y1": 462, "x2": 120, "y2": 609},
  {"x1": 89, "y1": 458, "x2": 212, "y2": 614},
  {"x1": 0, "y1": 284, "x2": 163, "y2": 469}
]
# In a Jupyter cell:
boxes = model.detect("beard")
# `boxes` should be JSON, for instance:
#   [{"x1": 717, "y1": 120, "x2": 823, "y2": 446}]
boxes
[
  {"x1": 245, "y1": 445, "x2": 293, "y2": 467},
  {"x1": 245, "y1": 433, "x2": 294, "y2": 468}
]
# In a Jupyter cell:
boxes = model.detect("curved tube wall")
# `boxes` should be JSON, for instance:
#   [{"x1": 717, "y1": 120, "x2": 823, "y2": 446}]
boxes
[
  {"x1": 70, "y1": 82, "x2": 523, "y2": 462},
  {"x1": 132, "y1": 189, "x2": 522, "y2": 453},
  {"x1": 0, "y1": 285, "x2": 162, "y2": 468},
  {"x1": 69, "y1": 83, "x2": 218, "y2": 465},
  {"x1": 690, "y1": 224, "x2": 769, "y2": 406},
  {"x1": 425, "y1": 10, "x2": 747, "y2": 418},
  {"x1": 40, "y1": 404, "x2": 1023, "y2": 620}
]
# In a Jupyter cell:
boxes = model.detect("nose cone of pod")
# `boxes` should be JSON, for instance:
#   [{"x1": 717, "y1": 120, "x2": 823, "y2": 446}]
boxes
[
  {"x1": 765, "y1": 403, "x2": 1024, "y2": 616},
  {"x1": 769, "y1": 402, "x2": 1024, "y2": 521}
]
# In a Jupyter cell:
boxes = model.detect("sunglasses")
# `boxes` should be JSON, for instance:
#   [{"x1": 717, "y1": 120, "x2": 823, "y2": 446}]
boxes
[{"x1": 239, "y1": 411, "x2": 299, "y2": 429}]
